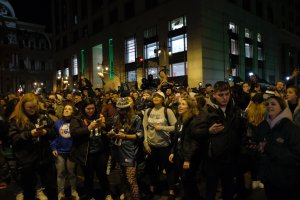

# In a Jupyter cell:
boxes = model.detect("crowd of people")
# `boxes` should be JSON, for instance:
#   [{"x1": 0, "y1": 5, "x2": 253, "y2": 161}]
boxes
[{"x1": 0, "y1": 70, "x2": 300, "y2": 200}]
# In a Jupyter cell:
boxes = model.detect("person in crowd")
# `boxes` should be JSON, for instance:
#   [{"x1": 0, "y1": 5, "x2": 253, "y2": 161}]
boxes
[
  {"x1": 94, "y1": 88, "x2": 104, "y2": 112},
  {"x1": 65, "y1": 92, "x2": 73, "y2": 102},
  {"x1": 169, "y1": 96, "x2": 209, "y2": 200},
  {"x1": 237, "y1": 82, "x2": 251, "y2": 110},
  {"x1": 257, "y1": 95, "x2": 300, "y2": 200},
  {"x1": 136, "y1": 90, "x2": 153, "y2": 115},
  {"x1": 205, "y1": 81, "x2": 245, "y2": 200},
  {"x1": 9, "y1": 93, "x2": 57, "y2": 200},
  {"x1": 101, "y1": 93, "x2": 118, "y2": 131},
  {"x1": 274, "y1": 80, "x2": 286, "y2": 99},
  {"x1": 286, "y1": 85, "x2": 300, "y2": 126},
  {"x1": 157, "y1": 69, "x2": 174, "y2": 93},
  {"x1": 70, "y1": 98, "x2": 112, "y2": 200},
  {"x1": 74, "y1": 91, "x2": 84, "y2": 115},
  {"x1": 51, "y1": 103, "x2": 80, "y2": 200},
  {"x1": 244, "y1": 93, "x2": 266, "y2": 190},
  {"x1": 78, "y1": 76, "x2": 94, "y2": 97},
  {"x1": 143, "y1": 91, "x2": 177, "y2": 199},
  {"x1": 108, "y1": 97, "x2": 143, "y2": 200},
  {"x1": 204, "y1": 84, "x2": 213, "y2": 99}
]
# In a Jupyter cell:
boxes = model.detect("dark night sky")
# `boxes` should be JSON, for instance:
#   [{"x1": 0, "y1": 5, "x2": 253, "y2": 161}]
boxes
[{"x1": 8, "y1": 0, "x2": 52, "y2": 32}]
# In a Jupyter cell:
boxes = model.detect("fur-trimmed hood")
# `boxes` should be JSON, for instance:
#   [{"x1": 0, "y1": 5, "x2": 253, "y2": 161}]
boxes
[{"x1": 266, "y1": 107, "x2": 293, "y2": 129}]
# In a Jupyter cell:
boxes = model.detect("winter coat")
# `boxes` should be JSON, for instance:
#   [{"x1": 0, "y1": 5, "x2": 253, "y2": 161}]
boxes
[
  {"x1": 172, "y1": 114, "x2": 209, "y2": 162},
  {"x1": 205, "y1": 99, "x2": 246, "y2": 162},
  {"x1": 69, "y1": 116, "x2": 110, "y2": 166},
  {"x1": 9, "y1": 114, "x2": 55, "y2": 169},
  {"x1": 257, "y1": 108, "x2": 300, "y2": 188}
]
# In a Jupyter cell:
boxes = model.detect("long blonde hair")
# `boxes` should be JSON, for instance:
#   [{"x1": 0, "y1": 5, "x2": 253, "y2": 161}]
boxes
[
  {"x1": 180, "y1": 96, "x2": 199, "y2": 123},
  {"x1": 9, "y1": 93, "x2": 39, "y2": 130}
]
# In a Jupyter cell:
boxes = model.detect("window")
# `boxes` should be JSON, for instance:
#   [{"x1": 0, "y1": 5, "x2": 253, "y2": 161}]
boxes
[
  {"x1": 171, "y1": 62, "x2": 187, "y2": 77},
  {"x1": 230, "y1": 39, "x2": 239, "y2": 55},
  {"x1": 144, "y1": 42, "x2": 158, "y2": 59},
  {"x1": 245, "y1": 43, "x2": 253, "y2": 58},
  {"x1": 245, "y1": 28, "x2": 252, "y2": 38},
  {"x1": 127, "y1": 70, "x2": 137, "y2": 82},
  {"x1": 169, "y1": 16, "x2": 186, "y2": 31},
  {"x1": 125, "y1": 36, "x2": 136, "y2": 63},
  {"x1": 72, "y1": 55, "x2": 78, "y2": 75},
  {"x1": 57, "y1": 70, "x2": 62, "y2": 79},
  {"x1": 144, "y1": 26, "x2": 157, "y2": 38},
  {"x1": 65, "y1": 68, "x2": 69, "y2": 77},
  {"x1": 169, "y1": 34, "x2": 187, "y2": 53},
  {"x1": 147, "y1": 67, "x2": 159, "y2": 79},
  {"x1": 258, "y1": 47, "x2": 263, "y2": 60},
  {"x1": 257, "y1": 33, "x2": 262, "y2": 42},
  {"x1": 229, "y1": 22, "x2": 238, "y2": 33}
]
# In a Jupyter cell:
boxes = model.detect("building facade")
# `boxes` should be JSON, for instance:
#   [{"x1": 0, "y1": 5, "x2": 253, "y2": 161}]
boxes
[
  {"x1": 52, "y1": 0, "x2": 300, "y2": 91},
  {"x1": 0, "y1": 0, "x2": 53, "y2": 95}
]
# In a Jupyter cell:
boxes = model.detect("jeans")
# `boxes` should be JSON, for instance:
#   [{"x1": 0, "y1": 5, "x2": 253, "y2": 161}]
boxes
[{"x1": 55, "y1": 155, "x2": 77, "y2": 193}]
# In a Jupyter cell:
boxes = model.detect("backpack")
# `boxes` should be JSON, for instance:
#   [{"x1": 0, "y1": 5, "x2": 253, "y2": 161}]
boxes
[{"x1": 147, "y1": 107, "x2": 171, "y2": 126}]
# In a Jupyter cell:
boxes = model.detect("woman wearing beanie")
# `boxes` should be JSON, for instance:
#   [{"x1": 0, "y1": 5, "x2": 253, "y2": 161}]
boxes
[{"x1": 108, "y1": 97, "x2": 143, "y2": 200}]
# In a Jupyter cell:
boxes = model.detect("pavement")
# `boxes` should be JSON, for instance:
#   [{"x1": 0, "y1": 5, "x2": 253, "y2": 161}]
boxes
[{"x1": 0, "y1": 162, "x2": 267, "y2": 200}]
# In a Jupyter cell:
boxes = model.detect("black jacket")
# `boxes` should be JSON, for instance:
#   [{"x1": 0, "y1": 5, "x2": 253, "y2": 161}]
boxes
[
  {"x1": 173, "y1": 113, "x2": 209, "y2": 162},
  {"x1": 206, "y1": 99, "x2": 246, "y2": 162},
  {"x1": 257, "y1": 117, "x2": 300, "y2": 188},
  {"x1": 69, "y1": 116, "x2": 109, "y2": 166},
  {"x1": 8, "y1": 114, "x2": 55, "y2": 169}
]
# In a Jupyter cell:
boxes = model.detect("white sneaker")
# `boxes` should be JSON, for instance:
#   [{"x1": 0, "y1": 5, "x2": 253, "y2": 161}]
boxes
[
  {"x1": 36, "y1": 188, "x2": 48, "y2": 200},
  {"x1": 71, "y1": 190, "x2": 80, "y2": 200},
  {"x1": 105, "y1": 194, "x2": 113, "y2": 200},
  {"x1": 58, "y1": 192, "x2": 65, "y2": 200},
  {"x1": 15, "y1": 192, "x2": 24, "y2": 200}
]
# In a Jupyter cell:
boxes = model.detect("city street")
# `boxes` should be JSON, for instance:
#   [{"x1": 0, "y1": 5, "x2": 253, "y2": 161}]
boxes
[{"x1": 0, "y1": 166, "x2": 267, "y2": 200}]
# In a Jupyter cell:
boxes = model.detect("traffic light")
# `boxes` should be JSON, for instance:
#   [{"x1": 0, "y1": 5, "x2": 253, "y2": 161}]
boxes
[{"x1": 136, "y1": 57, "x2": 144, "y2": 67}]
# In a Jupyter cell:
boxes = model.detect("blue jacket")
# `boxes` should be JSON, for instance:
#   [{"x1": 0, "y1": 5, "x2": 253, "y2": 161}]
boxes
[{"x1": 50, "y1": 119, "x2": 73, "y2": 156}]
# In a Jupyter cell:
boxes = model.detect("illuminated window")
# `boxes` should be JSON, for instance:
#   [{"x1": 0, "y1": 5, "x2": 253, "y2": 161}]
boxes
[
  {"x1": 245, "y1": 43, "x2": 253, "y2": 58},
  {"x1": 72, "y1": 54, "x2": 78, "y2": 75},
  {"x1": 257, "y1": 33, "x2": 262, "y2": 42},
  {"x1": 229, "y1": 22, "x2": 238, "y2": 33},
  {"x1": 147, "y1": 67, "x2": 158, "y2": 79},
  {"x1": 258, "y1": 47, "x2": 263, "y2": 60},
  {"x1": 65, "y1": 68, "x2": 69, "y2": 77},
  {"x1": 169, "y1": 34, "x2": 187, "y2": 53},
  {"x1": 127, "y1": 70, "x2": 137, "y2": 81},
  {"x1": 125, "y1": 36, "x2": 136, "y2": 63},
  {"x1": 245, "y1": 28, "x2": 252, "y2": 38},
  {"x1": 144, "y1": 42, "x2": 158, "y2": 59},
  {"x1": 171, "y1": 62, "x2": 187, "y2": 77},
  {"x1": 169, "y1": 16, "x2": 186, "y2": 31},
  {"x1": 230, "y1": 39, "x2": 239, "y2": 55},
  {"x1": 57, "y1": 70, "x2": 62, "y2": 79}
]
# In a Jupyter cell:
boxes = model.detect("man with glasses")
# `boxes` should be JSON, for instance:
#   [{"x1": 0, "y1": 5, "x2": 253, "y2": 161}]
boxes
[{"x1": 205, "y1": 81, "x2": 245, "y2": 200}]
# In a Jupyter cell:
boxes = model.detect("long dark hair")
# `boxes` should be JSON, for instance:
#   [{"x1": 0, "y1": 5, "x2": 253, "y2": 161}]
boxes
[{"x1": 81, "y1": 98, "x2": 97, "y2": 119}]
